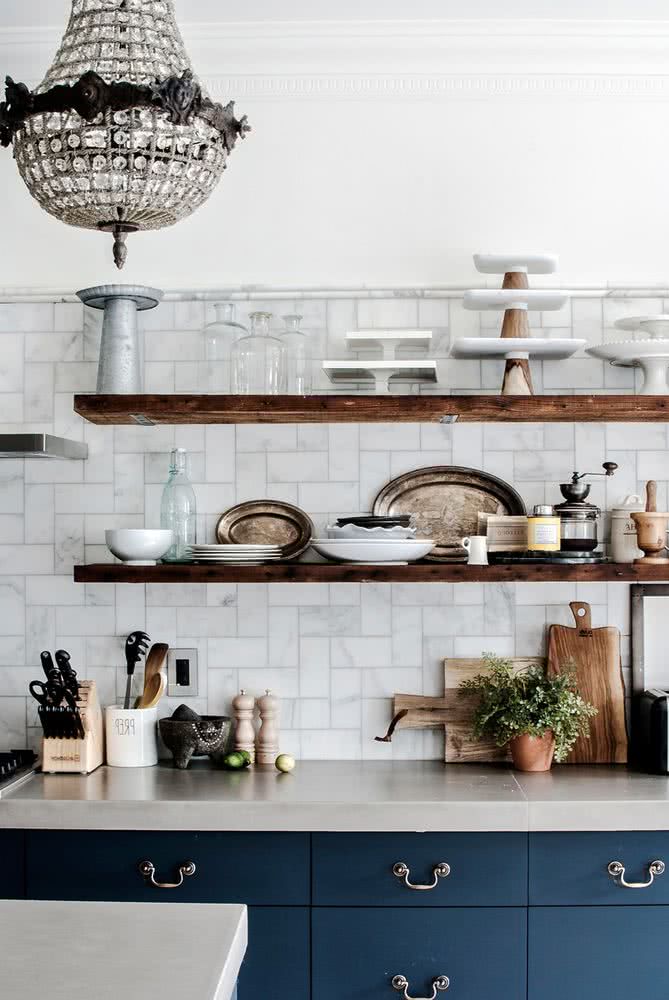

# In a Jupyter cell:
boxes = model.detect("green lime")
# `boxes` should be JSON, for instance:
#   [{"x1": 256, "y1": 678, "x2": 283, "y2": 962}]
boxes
[
  {"x1": 221, "y1": 752, "x2": 246, "y2": 770},
  {"x1": 275, "y1": 753, "x2": 296, "y2": 773},
  {"x1": 237, "y1": 750, "x2": 252, "y2": 766}
]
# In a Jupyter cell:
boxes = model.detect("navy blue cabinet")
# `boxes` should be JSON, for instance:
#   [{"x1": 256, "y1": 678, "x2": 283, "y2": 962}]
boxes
[
  {"x1": 25, "y1": 830, "x2": 310, "y2": 1000},
  {"x1": 529, "y1": 906, "x2": 669, "y2": 1000},
  {"x1": 313, "y1": 907, "x2": 527, "y2": 1000},
  {"x1": 239, "y1": 908, "x2": 309, "y2": 1000},
  {"x1": 313, "y1": 832, "x2": 527, "y2": 906},
  {"x1": 0, "y1": 830, "x2": 24, "y2": 899},
  {"x1": 25, "y1": 830, "x2": 309, "y2": 904},
  {"x1": 530, "y1": 832, "x2": 669, "y2": 905}
]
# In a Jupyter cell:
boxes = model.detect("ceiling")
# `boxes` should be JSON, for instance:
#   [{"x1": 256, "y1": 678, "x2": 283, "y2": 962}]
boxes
[{"x1": 1, "y1": 0, "x2": 669, "y2": 28}]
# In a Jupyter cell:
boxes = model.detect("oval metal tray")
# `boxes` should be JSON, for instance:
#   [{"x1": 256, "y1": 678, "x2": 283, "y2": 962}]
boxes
[{"x1": 373, "y1": 466, "x2": 526, "y2": 562}]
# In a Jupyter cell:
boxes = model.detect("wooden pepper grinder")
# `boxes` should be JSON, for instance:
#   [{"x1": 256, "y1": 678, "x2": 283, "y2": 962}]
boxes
[
  {"x1": 232, "y1": 689, "x2": 256, "y2": 763},
  {"x1": 256, "y1": 689, "x2": 279, "y2": 766},
  {"x1": 632, "y1": 481, "x2": 669, "y2": 564}
]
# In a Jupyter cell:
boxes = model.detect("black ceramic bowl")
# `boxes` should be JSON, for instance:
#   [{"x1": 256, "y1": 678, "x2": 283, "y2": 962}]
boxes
[{"x1": 159, "y1": 715, "x2": 233, "y2": 769}]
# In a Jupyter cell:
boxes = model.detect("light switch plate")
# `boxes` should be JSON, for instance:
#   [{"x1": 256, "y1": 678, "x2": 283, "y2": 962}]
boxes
[{"x1": 167, "y1": 648, "x2": 198, "y2": 697}]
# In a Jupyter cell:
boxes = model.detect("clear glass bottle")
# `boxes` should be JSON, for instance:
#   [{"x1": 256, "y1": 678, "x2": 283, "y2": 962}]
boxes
[
  {"x1": 279, "y1": 314, "x2": 312, "y2": 394},
  {"x1": 201, "y1": 302, "x2": 247, "y2": 393},
  {"x1": 231, "y1": 311, "x2": 287, "y2": 394},
  {"x1": 160, "y1": 448, "x2": 197, "y2": 563}
]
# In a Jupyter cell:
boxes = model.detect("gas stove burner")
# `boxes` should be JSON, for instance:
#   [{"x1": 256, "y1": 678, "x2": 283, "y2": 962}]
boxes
[{"x1": 0, "y1": 749, "x2": 38, "y2": 797}]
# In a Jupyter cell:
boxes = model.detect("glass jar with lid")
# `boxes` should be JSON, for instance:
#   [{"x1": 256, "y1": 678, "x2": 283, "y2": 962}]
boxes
[
  {"x1": 201, "y1": 302, "x2": 247, "y2": 393},
  {"x1": 231, "y1": 311, "x2": 287, "y2": 394},
  {"x1": 279, "y1": 314, "x2": 312, "y2": 394}
]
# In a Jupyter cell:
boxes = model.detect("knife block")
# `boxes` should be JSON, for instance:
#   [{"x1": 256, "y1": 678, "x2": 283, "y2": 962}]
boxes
[{"x1": 41, "y1": 680, "x2": 104, "y2": 775}]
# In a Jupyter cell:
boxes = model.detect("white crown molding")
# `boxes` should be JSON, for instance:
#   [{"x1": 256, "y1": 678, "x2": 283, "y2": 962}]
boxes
[{"x1": 4, "y1": 18, "x2": 669, "y2": 99}]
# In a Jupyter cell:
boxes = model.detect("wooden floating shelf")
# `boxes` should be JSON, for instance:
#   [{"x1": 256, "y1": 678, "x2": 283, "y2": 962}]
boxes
[
  {"x1": 73, "y1": 562, "x2": 669, "y2": 584},
  {"x1": 73, "y1": 393, "x2": 669, "y2": 425}
]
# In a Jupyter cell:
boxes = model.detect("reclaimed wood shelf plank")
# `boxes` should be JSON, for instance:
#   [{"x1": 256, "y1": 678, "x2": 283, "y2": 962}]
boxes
[
  {"x1": 73, "y1": 393, "x2": 669, "y2": 425},
  {"x1": 73, "y1": 562, "x2": 669, "y2": 584}
]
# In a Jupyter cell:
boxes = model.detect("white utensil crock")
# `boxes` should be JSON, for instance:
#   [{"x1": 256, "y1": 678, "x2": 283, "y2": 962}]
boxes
[
  {"x1": 462, "y1": 535, "x2": 489, "y2": 566},
  {"x1": 106, "y1": 707, "x2": 158, "y2": 767}
]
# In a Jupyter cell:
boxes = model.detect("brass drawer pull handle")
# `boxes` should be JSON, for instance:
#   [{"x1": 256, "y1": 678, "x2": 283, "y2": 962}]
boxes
[
  {"x1": 138, "y1": 860, "x2": 196, "y2": 889},
  {"x1": 392, "y1": 861, "x2": 450, "y2": 890},
  {"x1": 392, "y1": 974, "x2": 449, "y2": 998},
  {"x1": 607, "y1": 859, "x2": 665, "y2": 889}
]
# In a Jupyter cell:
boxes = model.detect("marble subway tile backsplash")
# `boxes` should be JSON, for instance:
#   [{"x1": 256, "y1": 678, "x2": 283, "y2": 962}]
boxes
[{"x1": 0, "y1": 290, "x2": 665, "y2": 756}]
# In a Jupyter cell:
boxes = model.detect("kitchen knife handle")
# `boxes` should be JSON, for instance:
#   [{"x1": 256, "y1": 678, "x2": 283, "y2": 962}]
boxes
[{"x1": 138, "y1": 860, "x2": 196, "y2": 889}]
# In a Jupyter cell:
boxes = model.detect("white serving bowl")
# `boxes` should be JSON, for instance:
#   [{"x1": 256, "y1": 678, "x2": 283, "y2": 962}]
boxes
[
  {"x1": 311, "y1": 538, "x2": 435, "y2": 564},
  {"x1": 105, "y1": 529, "x2": 173, "y2": 565}
]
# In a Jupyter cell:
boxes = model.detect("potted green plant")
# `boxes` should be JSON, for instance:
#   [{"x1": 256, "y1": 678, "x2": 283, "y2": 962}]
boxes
[{"x1": 459, "y1": 654, "x2": 597, "y2": 772}]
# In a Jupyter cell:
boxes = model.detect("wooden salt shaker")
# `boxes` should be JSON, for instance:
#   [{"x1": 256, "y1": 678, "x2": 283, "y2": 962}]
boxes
[
  {"x1": 256, "y1": 689, "x2": 279, "y2": 766},
  {"x1": 232, "y1": 689, "x2": 256, "y2": 763}
]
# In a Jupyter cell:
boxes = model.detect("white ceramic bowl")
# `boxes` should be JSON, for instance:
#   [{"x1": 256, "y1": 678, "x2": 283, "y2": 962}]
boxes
[
  {"x1": 105, "y1": 529, "x2": 173, "y2": 565},
  {"x1": 311, "y1": 538, "x2": 435, "y2": 564},
  {"x1": 326, "y1": 524, "x2": 417, "y2": 540}
]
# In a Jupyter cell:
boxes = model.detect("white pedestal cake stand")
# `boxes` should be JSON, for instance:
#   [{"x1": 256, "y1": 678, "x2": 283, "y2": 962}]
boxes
[{"x1": 586, "y1": 316, "x2": 669, "y2": 395}]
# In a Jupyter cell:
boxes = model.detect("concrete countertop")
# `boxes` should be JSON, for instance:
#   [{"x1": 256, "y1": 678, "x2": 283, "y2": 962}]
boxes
[
  {"x1": 1, "y1": 899, "x2": 247, "y2": 1000},
  {"x1": 3, "y1": 761, "x2": 669, "y2": 831}
]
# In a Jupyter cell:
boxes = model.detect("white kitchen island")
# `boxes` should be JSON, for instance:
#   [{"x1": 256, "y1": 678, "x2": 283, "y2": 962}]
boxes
[{"x1": 1, "y1": 899, "x2": 247, "y2": 1000}]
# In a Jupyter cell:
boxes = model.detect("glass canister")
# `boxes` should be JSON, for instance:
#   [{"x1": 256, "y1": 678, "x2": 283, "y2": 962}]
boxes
[
  {"x1": 527, "y1": 504, "x2": 561, "y2": 552},
  {"x1": 231, "y1": 311, "x2": 288, "y2": 395},
  {"x1": 160, "y1": 448, "x2": 197, "y2": 563},
  {"x1": 279, "y1": 314, "x2": 312, "y2": 394},
  {"x1": 610, "y1": 494, "x2": 644, "y2": 563},
  {"x1": 201, "y1": 302, "x2": 247, "y2": 393}
]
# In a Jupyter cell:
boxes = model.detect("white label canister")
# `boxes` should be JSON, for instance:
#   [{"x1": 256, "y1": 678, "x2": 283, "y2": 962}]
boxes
[{"x1": 610, "y1": 495, "x2": 644, "y2": 563}]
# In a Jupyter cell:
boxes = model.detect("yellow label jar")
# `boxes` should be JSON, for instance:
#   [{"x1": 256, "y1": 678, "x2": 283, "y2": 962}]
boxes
[{"x1": 527, "y1": 504, "x2": 561, "y2": 552}]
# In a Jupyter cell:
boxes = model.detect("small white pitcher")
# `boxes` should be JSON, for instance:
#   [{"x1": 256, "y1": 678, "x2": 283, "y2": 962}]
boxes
[{"x1": 461, "y1": 535, "x2": 488, "y2": 566}]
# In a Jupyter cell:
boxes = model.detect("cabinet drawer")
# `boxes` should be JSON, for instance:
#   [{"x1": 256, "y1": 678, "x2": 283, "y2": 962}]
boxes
[
  {"x1": 238, "y1": 907, "x2": 309, "y2": 1000},
  {"x1": 529, "y1": 906, "x2": 669, "y2": 1000},
  {"x1": 26, "y1": 830, "x2": 309, "y2": 905},
  {"x1": 530, "y1": 832, "x2": 669, "y2": 905},
  {"x1": 313, "y1": 832, "x2": 527, "y2": 906},
  {"x1": 313, "y1": 907, "x2": 526, "y2": 1000},
  {"x1": 0, "y1": 831, "x2": 24, "y2": 899}
]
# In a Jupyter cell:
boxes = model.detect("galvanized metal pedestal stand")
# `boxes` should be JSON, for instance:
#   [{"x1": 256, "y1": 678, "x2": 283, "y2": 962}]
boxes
[{"x1": 77, "y1": 285, "x2": 163, "y2": 394}]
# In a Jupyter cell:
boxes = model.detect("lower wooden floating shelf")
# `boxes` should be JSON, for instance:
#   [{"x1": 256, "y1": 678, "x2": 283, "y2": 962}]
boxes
[{"x1": 73, "y1": 562, "x2": 669, "y2": 584}]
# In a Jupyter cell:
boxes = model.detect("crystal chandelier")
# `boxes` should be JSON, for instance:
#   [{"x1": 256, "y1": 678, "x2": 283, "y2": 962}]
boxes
[{"x1": 0, "y1": 0, "x2": 250, "y2": 268}]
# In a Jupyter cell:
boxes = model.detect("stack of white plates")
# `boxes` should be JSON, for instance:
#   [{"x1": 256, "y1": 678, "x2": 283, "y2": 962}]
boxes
[
  {"x1": 187, "y1": 544, "x2": 283, "y2": 564},
  {"x1": 311, "y1": 538, "x2": 435, "y2": 564}
]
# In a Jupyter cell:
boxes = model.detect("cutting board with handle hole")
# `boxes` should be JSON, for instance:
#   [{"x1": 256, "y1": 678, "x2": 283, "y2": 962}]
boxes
[{"x1": 547, "y1": 601, "x2": 627, "y2": 763}]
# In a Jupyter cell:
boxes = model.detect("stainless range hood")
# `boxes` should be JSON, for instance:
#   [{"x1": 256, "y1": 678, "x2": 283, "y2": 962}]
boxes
[{"x1": 0, "y1": 434, "x2": 88, "y2": 460}]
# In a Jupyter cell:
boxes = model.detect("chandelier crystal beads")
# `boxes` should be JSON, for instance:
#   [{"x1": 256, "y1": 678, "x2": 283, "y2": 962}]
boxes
[{"x1": 0, "y1": 0, "x2": 250, "y2": 268}]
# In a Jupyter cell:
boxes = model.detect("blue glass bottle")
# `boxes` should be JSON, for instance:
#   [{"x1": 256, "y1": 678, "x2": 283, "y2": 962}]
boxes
[{"x1": 160, "y1": 448, "x2": 196, "y2": 562}]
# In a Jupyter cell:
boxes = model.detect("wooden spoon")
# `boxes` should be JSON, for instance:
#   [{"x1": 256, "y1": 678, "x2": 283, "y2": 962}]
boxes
[
  {"x1": 137, "y1": 643, "x2": 168, "y2": 706},
  {"x1": 136, "y1": 671, "x2": 165, "y2": 710}
]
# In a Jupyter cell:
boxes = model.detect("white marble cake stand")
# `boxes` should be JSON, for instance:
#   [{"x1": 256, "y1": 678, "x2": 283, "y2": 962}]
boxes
[
  {"x1": 451, "y1": 337, "x2": 585, "y2": 360},
  {"x1": 473, "y1": 252, "x2": 559, "y2": 275},
  {"x1": 587, "y1": 341, "x2": 669, "y2": 395},
  {"x1": 615, "y1": 316, "x2": 669, "y2": 340}
]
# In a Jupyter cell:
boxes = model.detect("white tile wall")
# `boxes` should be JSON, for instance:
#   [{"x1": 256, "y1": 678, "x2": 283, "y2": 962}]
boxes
[{"x1": 0, "y1": 291, "x2": 663, "y2": 757}]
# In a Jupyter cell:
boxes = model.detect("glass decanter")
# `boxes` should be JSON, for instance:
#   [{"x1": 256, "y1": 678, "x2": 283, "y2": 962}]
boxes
[
  {"x1": 231, "y1": 311, "x2": 287, "y2": 394},
  {"x1": 201, "y1": 302, "x2": 248, "y2": 393},
  {"x1": 160, "y1": 448, "x2": 197, "y2": 563},
  {"x1": 279, "y1": 314, "x2": 312, "y2": 394}
]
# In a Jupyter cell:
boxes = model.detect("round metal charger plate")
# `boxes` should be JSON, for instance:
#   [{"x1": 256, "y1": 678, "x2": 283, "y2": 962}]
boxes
[{"x1": 216, "y1": 500, "x2": 314, "y2": 560}]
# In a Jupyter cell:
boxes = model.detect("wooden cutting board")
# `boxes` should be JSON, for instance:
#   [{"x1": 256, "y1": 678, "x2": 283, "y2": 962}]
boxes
[
  {"x1": 391, "y1": 657, "x2": 544, "y2": 763},
  {"x1": 546, "y1": 601, "x2": 627, "y2": 764}
]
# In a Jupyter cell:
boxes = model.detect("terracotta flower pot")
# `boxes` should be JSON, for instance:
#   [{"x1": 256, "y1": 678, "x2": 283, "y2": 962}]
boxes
[{"x1": 509, "y1": 731, "x2": 555, "y2": 772}]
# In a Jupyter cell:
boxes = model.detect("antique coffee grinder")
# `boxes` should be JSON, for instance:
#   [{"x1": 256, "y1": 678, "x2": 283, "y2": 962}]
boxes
[{"x1": 553, "y1": 462, "x2": 618, "y2": 562}]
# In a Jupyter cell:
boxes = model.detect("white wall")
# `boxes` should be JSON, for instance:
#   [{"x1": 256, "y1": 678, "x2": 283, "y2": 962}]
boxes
[{"x1": 1, "y1": 14, "x2": 669, "y2": 289}]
